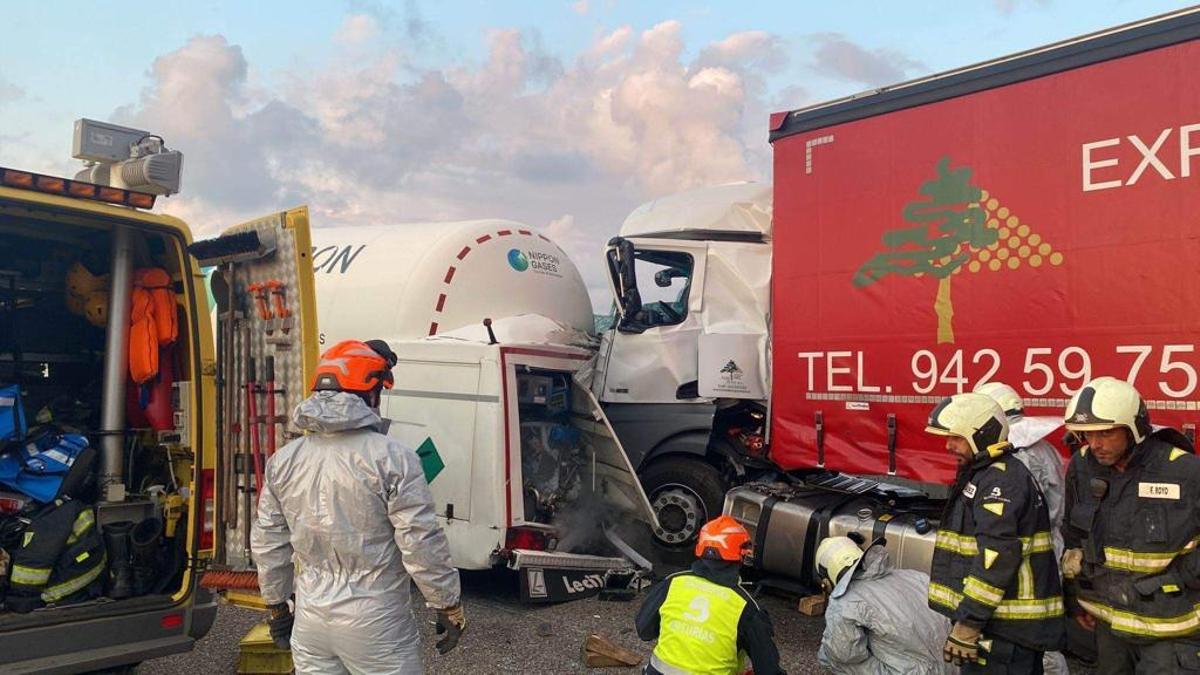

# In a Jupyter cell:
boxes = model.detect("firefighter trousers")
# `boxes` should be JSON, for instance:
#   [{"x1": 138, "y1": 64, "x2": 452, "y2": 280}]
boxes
[{"x1": 1094, "y1": 622, "x2": 1200, "y2": 674}]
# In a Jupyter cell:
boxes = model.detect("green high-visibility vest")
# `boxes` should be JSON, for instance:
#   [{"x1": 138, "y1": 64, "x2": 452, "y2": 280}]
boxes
[{"x1": 652, "y1": 574, "x2": 746, "y2": 675}]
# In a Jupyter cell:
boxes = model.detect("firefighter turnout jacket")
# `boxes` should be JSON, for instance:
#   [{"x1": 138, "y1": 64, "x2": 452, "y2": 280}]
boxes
[
  {"x1": 929, "y1": 442, "x2": 1066, "y2": 651},
  {"x1": 1062, "y1": 429, "x2": 1200, "y2": 641},
  {"x1": 7, "y1": 499, "x2": 106, "y2": 613},
  {"x1": 636, "y1": 558, "x2": 783, "y2": 675}
]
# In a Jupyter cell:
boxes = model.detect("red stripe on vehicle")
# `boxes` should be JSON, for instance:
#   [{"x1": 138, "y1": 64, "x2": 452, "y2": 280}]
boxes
[
  {"x1": 444, "y1": 267, "x2": 456, "y2": 284},
  {"x1": 518, "y1": 229, "x2": 531, "y2": 235},
  {"x1": 498, "y1": 229, "x2": 512, "y2": 236},
  {"x1": 457, "y1": 246, "x2": 471, "y2": 260},
  {"x1": 500, "y1": 350, "x2": 513, "y2": 526},
  {"x1": 537, "y1": 234, "x2": 551, "y2": 242},
  {"x1": 436, "y1": 294, "x2": 446, "y2": 312},
  {"x1": 476, "y1": 234, "x2": 492, "y2": 244},
  {"x1": 428, "y1": 322, "x2": 439, "y2": 335}
]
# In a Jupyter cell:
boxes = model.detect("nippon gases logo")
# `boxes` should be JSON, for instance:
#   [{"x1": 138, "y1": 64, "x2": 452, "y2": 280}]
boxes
[
  {"x1": 507, "y1": 248, "x2": 561, "y2": 277},
  {"x1": 507, "y1": 249, "x2": 530, "y2": 272}
]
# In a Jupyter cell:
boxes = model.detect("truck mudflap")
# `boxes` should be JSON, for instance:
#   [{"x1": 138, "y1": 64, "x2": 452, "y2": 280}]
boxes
[{"x1": 508, "y1": 549, "x2": 638, "y2": 603}]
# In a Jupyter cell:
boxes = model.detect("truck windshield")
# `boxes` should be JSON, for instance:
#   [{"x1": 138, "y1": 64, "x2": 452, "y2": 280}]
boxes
[{"x1": 622, "y1": 250, "x2": 693, "y2": 330}]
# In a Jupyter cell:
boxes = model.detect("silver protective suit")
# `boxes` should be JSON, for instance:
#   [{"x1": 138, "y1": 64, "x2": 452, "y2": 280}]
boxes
[
  {"x1": 251, "y1": 391, "x2": 461, "y2": 674},
  {"x1": 1008, "y1": 415, "x2": 1069, "y2": 675},
  {"x1": 818, "y1": 546, "x2": 954, "y2": 675}
]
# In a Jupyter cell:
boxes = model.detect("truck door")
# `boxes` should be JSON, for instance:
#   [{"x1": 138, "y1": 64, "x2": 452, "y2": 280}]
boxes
[
  {"x1": 188, "y1": 207, "x2": 318, "y2": 567},
  {"x1": 380, "y1": 353, "x2": 480, "y2": 523},
  {"x1": 570, "y1": 379, "x2": 659, "y2": 527},
  {"x1": 598, "y1": 238, "x2": 708, "y2": 403}
]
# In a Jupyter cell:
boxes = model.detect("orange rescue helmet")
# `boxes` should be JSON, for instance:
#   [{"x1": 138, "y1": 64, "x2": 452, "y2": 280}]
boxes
[
  {"x1": 312, "y1": 340, "x2": 397, "y2": 394},
  {"x1": 694, "y1": 515, "x2": 752, "y2": 563}
]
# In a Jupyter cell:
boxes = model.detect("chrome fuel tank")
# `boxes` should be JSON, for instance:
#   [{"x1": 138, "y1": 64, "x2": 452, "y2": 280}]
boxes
[{"x1": 723, "y1": 482, "x2": 937, "y2": 587}]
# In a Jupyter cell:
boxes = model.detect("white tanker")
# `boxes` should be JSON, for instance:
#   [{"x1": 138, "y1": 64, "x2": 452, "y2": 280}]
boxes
[
  {"x1": 310, "y1": 220, "x2": 594, "y2": 345},
  {"x1": 308, "y1": 220, "x2": 655, "y2": 600}
]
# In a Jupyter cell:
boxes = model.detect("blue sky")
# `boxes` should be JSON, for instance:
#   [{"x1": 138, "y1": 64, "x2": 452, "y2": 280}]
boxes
[{"x1": 0, "y1": 1, "x2": 1194, "y2": 304}]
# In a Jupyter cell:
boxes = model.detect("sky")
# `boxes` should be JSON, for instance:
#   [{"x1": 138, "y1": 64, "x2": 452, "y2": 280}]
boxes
[{"x1": 0, "y1": 0, "x2": 1194, "y2": 307}]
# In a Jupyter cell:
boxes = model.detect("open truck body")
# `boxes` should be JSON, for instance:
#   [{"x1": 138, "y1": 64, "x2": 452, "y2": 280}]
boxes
[
  {"x1": 0, "y1": 176, "x2": 299, "y2": 672},
  {"x1": 0, "y1": 158, "x2": 318, "y2": 671},
  {"x1": 294, "y1": 221, "x2": 659, "y2": 600}
]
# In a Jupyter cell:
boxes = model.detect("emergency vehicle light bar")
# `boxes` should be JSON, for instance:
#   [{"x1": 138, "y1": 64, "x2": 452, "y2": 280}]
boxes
[{"x1": 0, "y1": 167, "x2": 156, "y2": 209}]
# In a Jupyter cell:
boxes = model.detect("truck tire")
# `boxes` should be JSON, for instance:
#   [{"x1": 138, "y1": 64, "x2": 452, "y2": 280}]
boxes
[{"x1": 640, "y1": 457, "x2": 727, "y2": 552}]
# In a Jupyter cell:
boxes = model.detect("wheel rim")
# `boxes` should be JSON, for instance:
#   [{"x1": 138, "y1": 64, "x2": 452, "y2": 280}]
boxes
[{"x1": 650, "y1": 483, "x2": 707, "y2": 546}]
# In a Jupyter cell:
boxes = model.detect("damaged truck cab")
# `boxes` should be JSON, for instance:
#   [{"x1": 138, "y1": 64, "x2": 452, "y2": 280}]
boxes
[{"x1": 596, "y1": 184, "x2": 775, "y2": 549}]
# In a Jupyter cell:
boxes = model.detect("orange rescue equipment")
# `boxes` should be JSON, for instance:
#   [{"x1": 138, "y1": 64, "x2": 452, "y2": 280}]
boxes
[{"x1": 129, "y1": 268, "x2": 178, "y2": 384}]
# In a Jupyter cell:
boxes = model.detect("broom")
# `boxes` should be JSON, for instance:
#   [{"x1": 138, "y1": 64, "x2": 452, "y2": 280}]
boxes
[
  {"x1": 191, "y1": 226, "x2": 276, "y2": 595},
  {"x1": 201, "y1": 569, "x2": 261, "y2": 591}
]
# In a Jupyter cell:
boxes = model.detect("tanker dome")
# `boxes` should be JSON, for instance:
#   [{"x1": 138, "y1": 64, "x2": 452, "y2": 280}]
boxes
[{"x1": 310, "y1": 220, "x2": 595, "y2": 344}]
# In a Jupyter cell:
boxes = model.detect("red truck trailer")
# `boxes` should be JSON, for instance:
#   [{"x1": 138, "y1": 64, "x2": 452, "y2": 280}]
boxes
[
  {"x1": 709, "y1": 16, "x2": 1200, "y2": 645},
  {"x1": 769, "y1": 8, "x2": 1200, "y2": 485}
]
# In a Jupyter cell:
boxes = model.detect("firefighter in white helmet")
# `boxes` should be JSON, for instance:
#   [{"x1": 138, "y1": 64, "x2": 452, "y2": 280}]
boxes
[
  {"x1": 815, "y1": 535, "x2": 953, "y2": 674},
  {"x1": 975, "y1": 382, "x2": 1070, "y2": 675},
  {"x1": 925, "y1": 393, "x2": 1065, "y2": 672},
  {"x1": 1061, "y1": 377, "x2": 1200, "y2": 673}
]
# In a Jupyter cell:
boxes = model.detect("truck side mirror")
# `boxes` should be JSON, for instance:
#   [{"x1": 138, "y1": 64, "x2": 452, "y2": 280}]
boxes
[{"x1": 605, "y1": 238, "x2": 642, "y2": 327}]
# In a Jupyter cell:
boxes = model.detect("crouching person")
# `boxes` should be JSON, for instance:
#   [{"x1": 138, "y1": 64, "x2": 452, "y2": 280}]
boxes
[
  {"x1": 636, "y1": 515, "x2": 785, "y2": 675},
  {"x1": 816, "y1": 536, "x2": 954, "y2": 674}
]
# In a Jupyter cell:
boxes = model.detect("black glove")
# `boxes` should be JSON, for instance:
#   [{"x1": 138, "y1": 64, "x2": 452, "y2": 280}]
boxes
[
  {"x1": 267, "y1": 601, "x2": 294, "y2": 650},
  {"x1": 435, "y1": 604, "x2": 466, "y2": 655}
]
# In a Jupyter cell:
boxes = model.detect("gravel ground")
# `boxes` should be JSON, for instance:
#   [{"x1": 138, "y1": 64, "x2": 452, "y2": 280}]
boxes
[{"x1": 138, "y1": 570, "x2": 1096, "y2": 674}]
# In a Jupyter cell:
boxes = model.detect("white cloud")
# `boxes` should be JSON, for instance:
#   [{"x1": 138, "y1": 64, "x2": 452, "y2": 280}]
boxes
[
  {"x1": 808, "y1": 33, "x2": 925, "y2": 86},
  {"x1": 119, "y1": 19, "x2": 787, "y2": 305}
]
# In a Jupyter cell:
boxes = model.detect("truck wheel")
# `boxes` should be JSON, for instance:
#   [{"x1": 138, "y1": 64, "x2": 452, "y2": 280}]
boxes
[{"x1": 641, "y1": 457, "x2": 727, "y2": 549}]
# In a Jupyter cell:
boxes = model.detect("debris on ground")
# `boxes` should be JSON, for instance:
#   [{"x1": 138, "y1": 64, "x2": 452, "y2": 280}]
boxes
[
  {"x1": 797, "y1": 594, "x2": 827, "y2": 616},
  {"x1": 582, "y1": 633, "x2": 642, "y2": 668}
]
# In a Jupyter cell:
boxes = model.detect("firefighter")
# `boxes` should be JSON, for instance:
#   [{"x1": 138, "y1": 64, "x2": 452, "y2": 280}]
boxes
[
  {"x1": 975, "y1": 382, "x2": 1070, "y2": 675},
  {"x1": 925, "y1": 392, "x2": 1065, "y2": 672},
  {"x1": 635, "y1": 515, "x2": 784, "y2": 675},
  {"x1": 1061, "y1": 376, "x2": 1200, "y2": 673},
  {"x1": 815, "y1": 535, "x2": 953, "y2": 674},
  {"x1": 251, "y1": 339, "x2": 464, "y2": 674}
]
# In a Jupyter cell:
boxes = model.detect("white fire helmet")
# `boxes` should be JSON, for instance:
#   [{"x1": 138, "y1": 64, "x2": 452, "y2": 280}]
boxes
[
  {"x1": 814, "y1": 536, "x2": 864, "y2": 592},
  {"x1": 926, "y1": 392, "x2": 1009, "y2": 456},
  {"x1": 1064, "y1": 376, "x2": 1151, "y2": 445},
  {"x1": 974, "y1": 382, "x2": 1024, "y2": 418}
]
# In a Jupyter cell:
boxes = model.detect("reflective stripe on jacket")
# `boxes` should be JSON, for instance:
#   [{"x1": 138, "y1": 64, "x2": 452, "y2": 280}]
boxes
[
  {"x1": 1063, "y1": 429, "x2": 1200, "y2": 641},
  {"x1": 8, "y1": 500, "x2": 105, "y2": 613},
  {"x1": 929, "y1": 444, "x2": 1066, "y2": 652}
]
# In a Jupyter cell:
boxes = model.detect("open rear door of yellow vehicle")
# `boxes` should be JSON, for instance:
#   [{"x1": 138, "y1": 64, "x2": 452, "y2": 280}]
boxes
[{"x1": 187, "y1": 207, "x2": 317, "y2": 607}]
